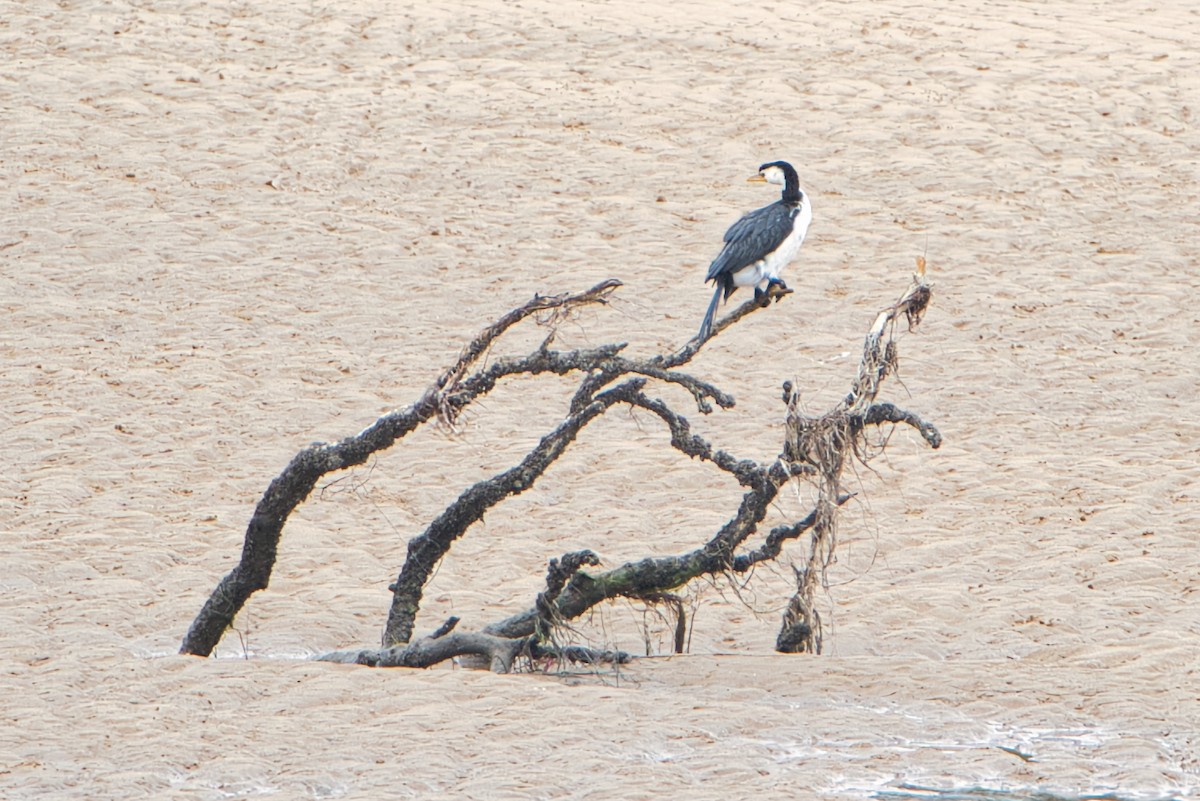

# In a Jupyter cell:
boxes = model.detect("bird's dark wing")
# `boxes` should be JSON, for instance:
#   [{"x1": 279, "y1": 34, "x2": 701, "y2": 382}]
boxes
[{"x1": 705, "y1": 201, "x2": 797, "y2": 282}]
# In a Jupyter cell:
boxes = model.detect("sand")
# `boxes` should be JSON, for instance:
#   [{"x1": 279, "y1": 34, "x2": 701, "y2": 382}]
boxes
[{"x1": 2, "y1": 0, "x2": 1198, "y2": 798}]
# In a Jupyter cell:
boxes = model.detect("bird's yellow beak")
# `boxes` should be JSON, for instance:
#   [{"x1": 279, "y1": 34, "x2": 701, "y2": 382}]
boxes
[{"x1": 747, "y1": 174, "x2": 768, "y2": 183}]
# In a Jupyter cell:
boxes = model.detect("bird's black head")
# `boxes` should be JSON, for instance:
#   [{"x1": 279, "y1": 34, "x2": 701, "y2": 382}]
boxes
[
  {"x1": 755, "y1": 161, "x2": 801, "y2": 203},
  {"x1": 757, "y1": 160, "x2": 795, "y2": 175}
]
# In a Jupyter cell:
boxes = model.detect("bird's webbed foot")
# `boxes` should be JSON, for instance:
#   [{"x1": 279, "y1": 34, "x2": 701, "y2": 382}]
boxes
[{"x1": 764, "y1": 278, "x2": 793, "y2": 304}]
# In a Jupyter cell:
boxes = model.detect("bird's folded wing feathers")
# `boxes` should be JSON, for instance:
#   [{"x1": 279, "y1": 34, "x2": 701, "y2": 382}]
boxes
[{"x1": 705, "y1": 203, "x2": 799, "y2": 282}]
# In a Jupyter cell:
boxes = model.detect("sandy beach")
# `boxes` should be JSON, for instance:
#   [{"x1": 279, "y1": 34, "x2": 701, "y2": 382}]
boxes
[{"x1": 2, "y1": 0, "x2": 1198, "y2": 798}]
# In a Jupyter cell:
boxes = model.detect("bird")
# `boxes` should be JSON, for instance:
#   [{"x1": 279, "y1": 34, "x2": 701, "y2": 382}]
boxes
[{"x1": 697, "y1": 160, "x2": 812, "y2": 340}]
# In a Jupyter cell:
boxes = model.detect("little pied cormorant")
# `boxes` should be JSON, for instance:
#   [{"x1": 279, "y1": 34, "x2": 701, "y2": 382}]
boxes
[{"x1": 698, "y1": 160, "x2": 812, "y2": 340}]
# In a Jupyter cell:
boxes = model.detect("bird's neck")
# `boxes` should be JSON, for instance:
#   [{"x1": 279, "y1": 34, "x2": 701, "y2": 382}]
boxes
[{"x1": 780, "y1": 165, "x2": 802, "y2": 205}]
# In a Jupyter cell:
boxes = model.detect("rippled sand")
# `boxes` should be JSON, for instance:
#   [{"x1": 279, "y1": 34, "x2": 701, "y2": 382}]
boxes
[{"x1": 3, "y1": 1, "x2": 1198, "y2": 798}]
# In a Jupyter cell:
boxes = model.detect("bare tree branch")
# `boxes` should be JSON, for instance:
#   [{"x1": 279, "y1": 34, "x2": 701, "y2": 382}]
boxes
[
  {"x1": 622, "y1": 389, "x2": 780, "y2": 486},
  {"x1": 568, "y1": 283, "x2": 789, "y2": 414},
  {"x1": 318, "y1": 632, "x2": 532, "y2": 673},
  {"x1": 181, "y1": 280, "x2": 627, "y2": 657},
  {"x1": 484, "y1": 269, "x2": 939, "y2": 652},
  {"x1": 482, "y1": 452, "x2": 787, "y2": 640},
  {"x1": 543, "y1": 551, "x2": 602, "y2": 603},
  {"x1": 730, "y1": 493, "x2": 855, "y2": 572},
  {"x1": 382, "y1": 380, "x2": 648, "y2": 646},
  {"x1": 778, "y1": 264, "x2": 937, "y2": 653},
  {"x1": 632, "y1": 592, "x2": 688, "y2": 654},
  {"x1": 443, "y1": 343, "x2": 627, "y2": 423},
  {"x1": 315, "y1": 627, "x2": 630, "y2": 673},
  {"x1": 858, "y1": 402, "x2": 943, "y2": 449},
  {"x1": 427, "y1": 616, "x2": 460, "y2": 639},
  {"x1": 380, "y1": 283, "x2": 815, "y2": 648},
  {"x1": 183, "y1": 265, "x2": 939, "y2": 668},
  {"x1": 434, "y1": 278, "x2": 623, "y2": 398},
  {"x1": 670, "y1": 282, "x2": 794, "y2": 364}
]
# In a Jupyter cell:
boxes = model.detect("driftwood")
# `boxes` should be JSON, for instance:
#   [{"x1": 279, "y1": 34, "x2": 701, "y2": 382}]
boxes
[
  {"x1": 779, "y1": 258, "x2": 939, "y2": 653},
  {"x1": 317, "y1": 617, "x2": 632, "y2": 674},
  {"x1": 180, "y1": 280, "x2": 624, "y2": 657},
  {"x1": 182, "y1": 267, "x2": 939, "y2": 670}
]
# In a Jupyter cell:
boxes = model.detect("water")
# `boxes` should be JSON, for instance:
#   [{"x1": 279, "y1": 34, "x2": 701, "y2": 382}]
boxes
[{"x1": 874, "y1": 785, "x2": 1183, "y2": 801}]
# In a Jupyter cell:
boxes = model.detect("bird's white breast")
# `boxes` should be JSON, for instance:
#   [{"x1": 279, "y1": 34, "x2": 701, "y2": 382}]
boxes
[{"x1": 730, "y1": 201, "x2": 812, "y2": 288}]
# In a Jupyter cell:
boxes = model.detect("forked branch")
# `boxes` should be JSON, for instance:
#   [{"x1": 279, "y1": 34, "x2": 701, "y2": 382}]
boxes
[
  {"x1": 183, "y1": 266, "x2": 939, "y2": 670},
  {"x1": 181, "y1": 280, "x2": 625, "y2": 657}
]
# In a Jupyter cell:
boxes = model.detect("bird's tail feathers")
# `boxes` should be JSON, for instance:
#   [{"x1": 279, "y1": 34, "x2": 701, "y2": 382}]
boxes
[{"x1": 698, "y1": 283, "x2": 723, "y2": 341}]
